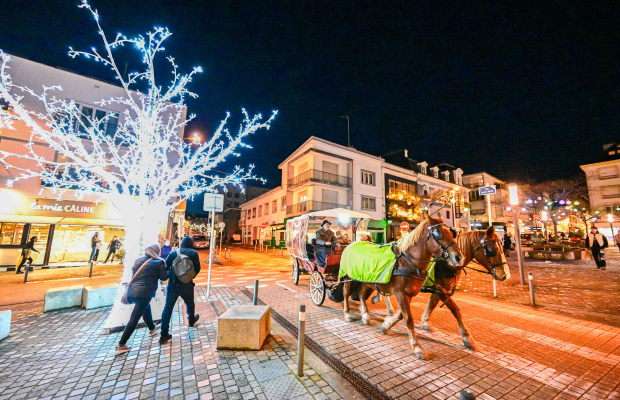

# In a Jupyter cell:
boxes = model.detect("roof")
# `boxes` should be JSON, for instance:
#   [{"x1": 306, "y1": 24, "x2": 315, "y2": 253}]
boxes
[{"x1": 278, "y1": 136, "x2": 383, "y2": 168}]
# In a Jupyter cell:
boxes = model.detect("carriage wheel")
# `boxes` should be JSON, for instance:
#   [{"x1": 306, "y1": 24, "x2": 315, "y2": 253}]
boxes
[
  {"x1": 309, "y1": 271, "x2": 326, "y2": 306},
  {"x1": 292, "y1": 259, "x2": 300, "y2": 285}
]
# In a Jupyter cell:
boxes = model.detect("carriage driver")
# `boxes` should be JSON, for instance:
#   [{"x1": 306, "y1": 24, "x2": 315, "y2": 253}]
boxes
[{"x1": 315, "y1": 220, "x2": 339, "y2": 266}]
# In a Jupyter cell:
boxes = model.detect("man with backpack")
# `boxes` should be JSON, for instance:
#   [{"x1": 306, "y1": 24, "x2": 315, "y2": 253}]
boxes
[{"x1": 159, "y1": 236, "x2": 201, "y2": 344}]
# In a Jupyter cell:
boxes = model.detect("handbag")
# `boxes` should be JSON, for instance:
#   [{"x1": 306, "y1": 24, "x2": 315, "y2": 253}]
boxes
[{"x1": 121, "y1": 258, "x2": 152, "y2": 305}]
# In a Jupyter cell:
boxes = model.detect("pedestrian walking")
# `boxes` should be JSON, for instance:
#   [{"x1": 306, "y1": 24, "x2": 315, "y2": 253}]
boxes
[
  {"x1": 161, "y1": 239, "x2": 172, "y2": 260},
  {"x1": 585, "y1": 226, "x2": 608, "y2": 270},
  {"x1": 503, "y1": 232, "x2": 511, "y2": 257},
  {"x1": 16, "y1": 236, "x2": 39, "y2": 274},
  {"x1": 90, "y1": 232, "x2": 101, "y2": 262},
  {"x1": 115, "y1": 244, "x2": 168, "y2": 355},
  {"x1": 614, "y1": 231, "x2": 620, "y2": 252},
  {"x1": 104, "y1": 236, "x2": 120, "y2": 263},
  {"x1": 159, "y1": 236, "x2": 201, "y2": 344}
]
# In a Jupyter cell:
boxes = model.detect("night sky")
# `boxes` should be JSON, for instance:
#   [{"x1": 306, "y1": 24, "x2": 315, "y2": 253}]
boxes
[{"x1": 2, "y1": 1, "x2": 619, "y2": 186}]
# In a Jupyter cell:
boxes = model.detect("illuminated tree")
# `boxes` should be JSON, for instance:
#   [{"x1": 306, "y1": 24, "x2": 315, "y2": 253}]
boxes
[{"x1": 0, "y1": 1, "x2": 276, "y2": 327}]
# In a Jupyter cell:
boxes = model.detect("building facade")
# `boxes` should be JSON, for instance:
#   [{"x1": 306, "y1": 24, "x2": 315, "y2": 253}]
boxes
[
  {"x1": 240, "y1": 138, "x2": 472, "y2": 245},
  {"x1": 581, "y1": 143, "x2": 620, "y2": 213},
  {"x1": 0, "y1": 55, "x2": 185, "y2": 267}
]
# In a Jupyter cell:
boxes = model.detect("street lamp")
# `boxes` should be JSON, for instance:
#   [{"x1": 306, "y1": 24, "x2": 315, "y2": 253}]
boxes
[
  {"x1": 509, "y1": 184, "x2": 525, "y2": 285},
  {"x1": 541, "y1": 210, "x2": 548, "y2": 244}
]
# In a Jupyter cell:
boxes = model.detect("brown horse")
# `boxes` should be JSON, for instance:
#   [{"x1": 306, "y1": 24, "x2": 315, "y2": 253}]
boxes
[
  {"x1": 420, "y1": 226, "x2": 509, "y2": 350},
  {"x1": 342, "y1": 214, "x2": 464, "y2": 360}
]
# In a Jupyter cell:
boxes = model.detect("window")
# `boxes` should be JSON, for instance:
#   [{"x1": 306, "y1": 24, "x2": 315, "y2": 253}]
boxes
[
  {"x1": 234, "y1": 202, "x2": 239, "y2": 207},
  {"x1": 272, "y1": 200, "x2": 278, "y2": 213},
  {"x1": 433, "y1": 169, "x2": 438, "y2": 178},
  {"x1": 361, "y1": 196, "x2": 376, "y2": 211},
  {"x1": 0, "y1": 223, "x2": 25, "y2": 245},
  {"x1": 446, "y1": 210, "x2": 450, "y2": 219},
  {"x1": 281, "y1": 196, "x2": 286, "y2": 210},
  {"x1": 227, "y1": 192, "x2": 232, "y2": 197},
  {"x1": 610, "y1": 151, "x2": 616, "y2": 155},
  {"x1": 258, "y1": 205, "x2": 262, "y2": 217},
  {"x1": 361, "y1": 170, "x2": 375, "y2": 186},
  {"x1": 264, "y1": 203, "x2": 269, "y2": 215},
  {"x1": 226, "y1": 201, "x2": 231, "y2": 207},
  {"x1": 420, "y1": 166, "x2": 427, "y2": 174},
  {"x1": 444, "y1": 172, "x2": 450, "y2": 181},
  {"x1": 252, "y1": 208, "x2": 256, "y2": 218},
  {"x1": 234, "y1": 193, "x2": 240, "y2": 198},
  {"x1": 74, "y1": 103, "x2": 118, "y2": 137}
]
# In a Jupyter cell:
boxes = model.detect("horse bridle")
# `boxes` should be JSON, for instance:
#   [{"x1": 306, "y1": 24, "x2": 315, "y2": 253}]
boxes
[
  {"x1": 466, "y1": 239, "x2": 508, "y2": 276},
  {"x1": 426, "y1": 223, "x2": 457, "y2": 263}
]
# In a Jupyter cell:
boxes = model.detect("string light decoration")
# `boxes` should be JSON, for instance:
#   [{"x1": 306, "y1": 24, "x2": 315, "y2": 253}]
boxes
[{"x1": 0, "y1": 0, "x2": 276, "y2": 328}]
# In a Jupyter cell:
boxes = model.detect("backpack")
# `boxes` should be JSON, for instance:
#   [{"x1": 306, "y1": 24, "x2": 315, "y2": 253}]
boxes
[{"x1": 172, "y1": 252, "x2": 197, "y2": 284}]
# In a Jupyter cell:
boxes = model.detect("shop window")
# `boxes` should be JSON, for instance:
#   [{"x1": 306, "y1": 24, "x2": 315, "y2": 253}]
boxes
[
  {"x1": 29, "y1": 224, "x2": 50, "y2": 256},
  {"x1": 50, "y1": 225, "x2": 125, "y2": 264},
  {"x1": 0, "y1": 223, "x2": 25, "y2": 245}
]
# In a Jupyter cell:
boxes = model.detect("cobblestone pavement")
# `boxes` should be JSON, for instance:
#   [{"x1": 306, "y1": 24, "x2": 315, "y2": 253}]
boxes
[
  {"x1": 257, "y1": 278, "x2": 620, "y2": 400},
  {"x1": 0, "y1": 286, "x2": 347, "y2": 400}
]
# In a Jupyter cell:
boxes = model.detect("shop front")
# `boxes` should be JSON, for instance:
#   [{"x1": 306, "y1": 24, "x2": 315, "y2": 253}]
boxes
[{"x1": 0, "y1": 190, "x2": 127, "y2": 268}]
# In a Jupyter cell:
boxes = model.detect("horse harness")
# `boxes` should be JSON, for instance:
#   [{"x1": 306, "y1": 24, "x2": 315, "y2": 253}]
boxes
[{"x1": 464, "y1": 238, "x2": 508, "y2": 276}]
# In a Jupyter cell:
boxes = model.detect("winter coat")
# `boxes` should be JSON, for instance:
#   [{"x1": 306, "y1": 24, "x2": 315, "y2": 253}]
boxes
[
  {"x1": 586, "y1": 233, "x2": 608, "y2": 250},
  {"x1": 503, "y1": 235, "x2": 512, "y2": 250},
  {"x1": 161, "y1": 245, "x2": 172, "y2": 260},
  {"x1": 108, "y1": 239, "x2": 120, "y2": 252},
  {"x1": 91, "y1": 235, "x2": 99, "y2": 248},
  {"x1": 127, "y1": 255, "x2": 168, "y2": 299},
  {"x1": 165, "y1": 236, "x2": 201, "y2": 286}
]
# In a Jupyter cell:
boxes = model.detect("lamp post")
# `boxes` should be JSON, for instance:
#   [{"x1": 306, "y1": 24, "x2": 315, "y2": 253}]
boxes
[
  {"x1": 509, "y1": 184, "x2": 525, "y2": 285},
  {"x1": 541, "y1": 211, "x2": 548, "y2": 244},
  {"x1": 608, "y1": 213, "x2": 614, "y2": 237}
]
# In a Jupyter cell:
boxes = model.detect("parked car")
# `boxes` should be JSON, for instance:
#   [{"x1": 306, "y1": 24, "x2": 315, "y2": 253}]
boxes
[{"x1": 192, "y1": 235, "x2": 209, "y2": 249}]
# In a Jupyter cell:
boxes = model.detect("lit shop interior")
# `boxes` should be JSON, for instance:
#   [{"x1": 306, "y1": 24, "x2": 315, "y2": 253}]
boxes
[{"x1": 0, "y1": 222, "x2": 125, "y2": 266}]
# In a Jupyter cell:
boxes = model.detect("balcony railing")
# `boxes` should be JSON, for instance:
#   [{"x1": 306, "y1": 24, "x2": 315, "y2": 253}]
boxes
[
  {"x1": 286, "y1": 200, "x2": 351, "y2": 215},
  {"x1": 287, "y1": 169, "x2": 352, "y2": 189},
  {"x1": 599, "y1": 175, "x2": 620, "y2": 180},
  {"x1": 602, "y1": 194, "x2": 620, "y2": 199}
]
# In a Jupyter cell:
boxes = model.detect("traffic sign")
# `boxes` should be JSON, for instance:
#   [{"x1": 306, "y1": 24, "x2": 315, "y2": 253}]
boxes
[
  {"x1": 478, "y1": 185, "x2": 496, "y2": 196},
  {"x1": 400, "y1": 221, "x2": 410, "y2": 232},
  {"x1": 203, "y1": 193, "x2": 224, "y2": 212},
  {"x1": 219, "y1": 222, "x2": 226, "y2": 229},
  {"x1": 261, "y1": 223, "x2": 266, "y2": 229}
]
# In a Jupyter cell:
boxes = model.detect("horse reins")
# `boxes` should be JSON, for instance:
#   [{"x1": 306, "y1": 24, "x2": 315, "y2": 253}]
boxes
[{"x1": 465, "y1": 239, "x2": 508, "y2": 276}]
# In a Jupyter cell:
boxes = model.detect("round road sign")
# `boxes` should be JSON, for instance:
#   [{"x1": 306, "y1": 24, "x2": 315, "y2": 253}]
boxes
[
  {"x1": 400, "y1": 221, "x2": 410, "y2": 232},
  {"x1": 261, "y1": 223, "x2": 266, "y2": 229}
]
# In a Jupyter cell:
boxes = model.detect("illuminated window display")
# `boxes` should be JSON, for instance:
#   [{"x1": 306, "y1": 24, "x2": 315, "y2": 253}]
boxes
[{"x1": 49, "y1": 225, "x2": 125, "y2": 264}]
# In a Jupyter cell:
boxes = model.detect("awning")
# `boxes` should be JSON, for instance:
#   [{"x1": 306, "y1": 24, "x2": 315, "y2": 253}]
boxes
[
  {"x1": 368, "y1": 219, "x2": 386, "y2": 230},
  {"x1": 306, "y1": 208, "x2": 372, "y2": 219}
]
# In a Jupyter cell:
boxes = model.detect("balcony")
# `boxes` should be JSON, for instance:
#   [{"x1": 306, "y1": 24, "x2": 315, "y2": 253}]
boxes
[
  {"x1": 286, "y1": 200, "x2": 351, "y2": 215},
  {"x1": 287, "y1": 169, "x2": 352, "y2": 190},
  {"x1": 599, "y1": 175, "x2": 620, "y2": 180},
  {"x1": 602, "y1": 194, "x2": 620, "y2": 199}
]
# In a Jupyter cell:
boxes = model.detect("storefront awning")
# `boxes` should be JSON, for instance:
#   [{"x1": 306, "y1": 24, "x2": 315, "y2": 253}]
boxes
[{"x1": 0, "y1": 213, "x2": 126, "y2": 227}]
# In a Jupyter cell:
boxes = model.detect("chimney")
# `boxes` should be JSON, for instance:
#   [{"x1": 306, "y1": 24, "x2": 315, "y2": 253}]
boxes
[{"x1": 404, "y1": 149, "x2": 408, "y2": 158}]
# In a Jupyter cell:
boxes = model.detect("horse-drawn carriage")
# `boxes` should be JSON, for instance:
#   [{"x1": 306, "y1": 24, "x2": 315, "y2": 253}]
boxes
[{"x1": 286, "y1": 208, "x2": 372, "y2": 306}]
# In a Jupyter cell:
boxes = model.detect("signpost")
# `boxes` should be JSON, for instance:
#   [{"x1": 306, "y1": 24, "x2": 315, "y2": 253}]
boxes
[
  {"x1": 203, "y1": 193, "x2": 224, "y2": 297},
  {"x1": 400, "y1": 221, "x2": 409, "y2": 232},
  {"x1": 479, "y1": 185, "x2": 496, "y2": 228}
]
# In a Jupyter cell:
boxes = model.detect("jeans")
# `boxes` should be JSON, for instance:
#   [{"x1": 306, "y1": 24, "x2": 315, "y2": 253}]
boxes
[
  {"x1": 160, "y1": 283, "x2": 196, "y2": 335},
  {"x1": 90, "y1": 247, "x2": 99, "y2": 262},
  {"x1": 592, "y1": 248, "x2": 606, "y2": 268},
  {"x1": 105, "y1": 250, "x2": 116, "y2": 263},
  {"x1": 16, "y1": 254, "x2": 33, "y2": 273},
  {"x1": 118, "y1": 296, "x2": 155, "y2": 346},
  {"x1": 316, "y1": 246, "x2": 327, "y2": 266}
]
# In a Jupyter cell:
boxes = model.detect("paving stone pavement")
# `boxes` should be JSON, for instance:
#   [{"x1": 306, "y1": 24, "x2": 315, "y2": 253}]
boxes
[
  {"x1": 256, "y1": 278, "x2": 620, "y2": 400},
  {"x1": 0, "y1": 286, "x2": 344, "y2": 400}
]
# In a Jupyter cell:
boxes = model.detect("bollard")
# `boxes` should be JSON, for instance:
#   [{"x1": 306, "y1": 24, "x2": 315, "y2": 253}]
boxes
[
  {"x1": 23, "y1": 260, "x2": 31, "y2": 283},
  {"x1": 89, "y1": 260, "x2": 94, "y2": 278},
  {"x1": 297, "y1": 304, "x2": 306, "y2": 377},
  {"x1": 492, "y1": 278, "x2": 497, "y2": 298},
  {"x1": 253, "y1": 279, "x2": 259, "y2": 306},
  {"x1": 528, "y1": 272, "x2": 536, "y2": 306},
  {"x1": 459, "y1": 390, "x2": 476, "y2": 400},
  {"x1": 228, "y1": 248, "x2": 232, "y2": 262}
]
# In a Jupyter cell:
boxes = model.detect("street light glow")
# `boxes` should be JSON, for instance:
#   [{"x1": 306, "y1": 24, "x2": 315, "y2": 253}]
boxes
[
  {"x1": 608, "y1": 214, "x2": 614, "y2": 223},
  {"x1": 542, "y1": 211, "x2": 548, "y2": 221},
  {"x1": 509, "y1": 184, "x2": 519, "y2": 206}
]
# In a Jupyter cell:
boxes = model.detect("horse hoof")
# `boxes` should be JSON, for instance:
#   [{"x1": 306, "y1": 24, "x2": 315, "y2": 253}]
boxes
[
  {"x1": 361, "y1": 313, "x2": 370, "y2": 325},
  {"x1": 414, "y1": 346, "x2": 428, "y2": 360},
  {"x1": 421, "y1": 324, "x2": 434, "y2": 332},
  {"x1": 463, "y1": 337, "x2": 478, "y2": 351},
  {"x1": 381, "y1": 324, "x2": 391, "y2": 335},
  {"x1": 344, "y1": 315, "x2": 353, "y2": 323}
]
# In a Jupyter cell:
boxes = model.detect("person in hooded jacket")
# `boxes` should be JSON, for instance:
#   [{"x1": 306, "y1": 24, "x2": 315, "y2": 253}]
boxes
[
  {"x1": 115, "y1": 244, "x2": 168, "y2": 355},
  {"x1": 159, "y1": 236, "x2": 201, "y2": 344}
]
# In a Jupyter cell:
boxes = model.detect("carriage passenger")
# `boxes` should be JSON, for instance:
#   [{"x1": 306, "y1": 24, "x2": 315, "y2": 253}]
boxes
[{"x1": 315, "y1": 220, "x2": 337, "y2": 266}]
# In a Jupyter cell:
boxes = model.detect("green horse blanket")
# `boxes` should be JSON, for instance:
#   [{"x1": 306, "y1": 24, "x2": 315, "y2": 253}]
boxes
[
  {"x1": 340, "y1": 241, "x2": 436, "y2": 286},
  {"x1": 339, "y1": 242, "x2": 397, "y2": 284}
]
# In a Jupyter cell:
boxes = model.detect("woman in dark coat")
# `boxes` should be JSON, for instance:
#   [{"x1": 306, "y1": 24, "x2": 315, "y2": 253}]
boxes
[
  {"x1": 503, "y1": 232, "x2": 512, "y2": 257},
  {"x1": 115, "y1": 244, "x2": 168, "y2": 354},
  {"x1": 16, "y1": 236, "x2": 39, "y2": 274}
]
